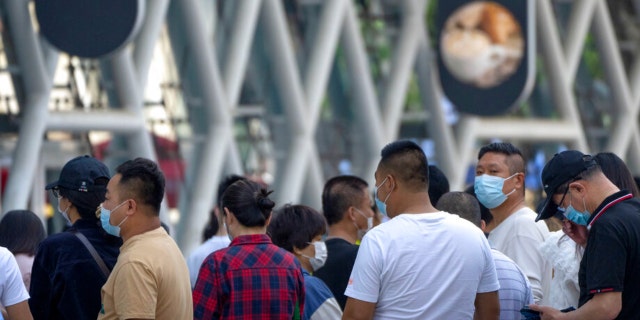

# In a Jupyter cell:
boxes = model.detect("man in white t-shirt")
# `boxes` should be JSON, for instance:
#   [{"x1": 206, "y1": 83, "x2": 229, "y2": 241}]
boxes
[
  {"x1": 474, "y1": 142, "x2": 551, "y2": 304},
  {"x1": 343, "y1": 140, "x2": 499, "y2": 320},
  {"x1": 0, "y1": 246, "x2": 32, "y2": 320}
]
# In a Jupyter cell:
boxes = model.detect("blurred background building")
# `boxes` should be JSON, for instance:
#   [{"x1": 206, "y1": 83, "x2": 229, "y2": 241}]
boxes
[{"x1": 1, "y1": 0, "x2": 639, "y2": 253}]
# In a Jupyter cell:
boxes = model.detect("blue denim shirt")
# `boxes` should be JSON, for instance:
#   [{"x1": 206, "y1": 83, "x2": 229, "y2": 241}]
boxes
[{"x1": 29, "y1": 219, "x2": 121, "y2": 319}]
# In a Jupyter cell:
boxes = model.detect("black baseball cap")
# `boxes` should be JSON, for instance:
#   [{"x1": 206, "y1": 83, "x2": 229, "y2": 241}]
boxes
[
  {"x1": 536, "y1": 150, "x2": 596, "y2": 221},
  {"x1": 45, "y1": 155, "x2": 110, "y2": 192}
]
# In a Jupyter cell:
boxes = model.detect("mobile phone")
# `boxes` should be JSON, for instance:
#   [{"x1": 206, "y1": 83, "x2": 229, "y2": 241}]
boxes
[{"x1": 519, "y1": 306, "x2": 541, "y2": 320}]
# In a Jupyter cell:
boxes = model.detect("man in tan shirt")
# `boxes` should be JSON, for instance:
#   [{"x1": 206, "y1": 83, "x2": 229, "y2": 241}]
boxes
[{"x1": 98, "y1": 158, "x2": 192, "y2": 319}]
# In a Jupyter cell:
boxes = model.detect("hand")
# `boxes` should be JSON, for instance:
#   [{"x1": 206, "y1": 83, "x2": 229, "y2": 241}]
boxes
[
  {"x1": 528, "y1": 304, "x2": 564, "y2": 320},
  {"x1": 562, "y1": 220, "x2": 588, "y2": 247}
]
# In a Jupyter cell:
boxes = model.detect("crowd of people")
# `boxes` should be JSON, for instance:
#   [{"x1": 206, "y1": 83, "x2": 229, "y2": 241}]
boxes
[{"x1": 1, "y1": 139, "x2": 640, "y2": 319}]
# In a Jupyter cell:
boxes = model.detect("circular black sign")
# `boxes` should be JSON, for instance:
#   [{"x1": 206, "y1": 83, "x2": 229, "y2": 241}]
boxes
[
  {"x1": 35, "y1": 0, "x2": 144, "y2": 58},
  {"x1": 435, "y1": 0, "x2": 535, "y2": 116}
]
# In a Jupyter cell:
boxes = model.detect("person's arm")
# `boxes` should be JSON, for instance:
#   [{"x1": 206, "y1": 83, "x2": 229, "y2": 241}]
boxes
[
  {"x1": 6, "y1": 300, "x2": 33, "y2": 320},
  {"x1": 310, "y1": 298, "x2": 342, "y2": 320},
  {"x1": 28, "y1": 243, "x2": 59, "y2": 320},
  {"x1": 562, "y1": 220, "x2": 588, "y2": 247},
  {"x1": 528, "y1": 291, "x2": 621, "y2": 320},
  {"x1": 193, "y1": 258, "x2": 221, "y2": 319},
  {"x1": 474, "y1": 291, "x2": 499, "y2": 320},
  {"x1": 342, "y1": 298, "x2": 375, "y2": 320},
  {"x1": 342, "y1": 232, "x2": 381, "y2": 320},
  {"x1": 1, "y1": 250, "x2": 32, "y2": 320}
]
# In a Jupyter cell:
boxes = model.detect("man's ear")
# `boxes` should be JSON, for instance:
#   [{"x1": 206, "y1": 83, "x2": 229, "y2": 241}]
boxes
[
  {"x1": 387, "y1": 174, "x2": 397, "y2": 192},
  {"x1": 480, "y1": 219, "x2": 487, "y2": 233},
  {"x1": 125, "y1": 199, "x2": 137, "y2": 216},
  {"x1": 347, "y1": 207, "x2": 357, "y2": 222},
  {"x1": 569, "y1": 181, "x2": 586, "y2": 196},
  {"x1": 514, "y1": 172, "x2": 525, "y2": 188}
]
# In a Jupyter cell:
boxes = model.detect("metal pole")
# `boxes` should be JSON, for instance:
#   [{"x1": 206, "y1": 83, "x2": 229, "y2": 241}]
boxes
[
  {"x1": 342, "y1": 2, "x2": 385, "y2": 181},
  {"x1": 172, "y1": 0, "x2": 233, "y2": 253},
  {"x1": 262, "y1": 0, "x2": 314, "y2": 205},
  {"x1": 382, "y1": 0, "x2": 422, "y2": 140},
  {"x1": 536, "y1": 0, "x2": 588, "y2": 150},
  {"x1": 133, "y1": 0, "x2": 170, "y2": 88},
  {"x1": 2, "y1": 0, "x2": 53, "y2": 215}
]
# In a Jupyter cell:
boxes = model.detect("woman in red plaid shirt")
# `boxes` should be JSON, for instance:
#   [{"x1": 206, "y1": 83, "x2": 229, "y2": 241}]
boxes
[{"x1": 193, "y1": 180, "x2": 305, "y2": 319}]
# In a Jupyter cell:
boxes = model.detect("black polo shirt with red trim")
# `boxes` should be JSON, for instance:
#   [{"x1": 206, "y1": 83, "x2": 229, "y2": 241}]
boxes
[{"x1": 578, "y1": 190, "x2": 640, "y2": 319}]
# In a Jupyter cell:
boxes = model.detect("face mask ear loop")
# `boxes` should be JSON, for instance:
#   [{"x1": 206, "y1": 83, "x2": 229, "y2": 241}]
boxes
[
  {"x1": 383, "y1": 181, "x2": 394, "y2": 204},
  {"x1": 504, "y1": 172, "x2": 520, "y2": 197}
]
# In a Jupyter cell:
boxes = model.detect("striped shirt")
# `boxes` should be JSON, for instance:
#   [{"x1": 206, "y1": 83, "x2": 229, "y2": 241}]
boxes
[{"x1": 492, "y1": 249, "x2": 533, "y2": 319}]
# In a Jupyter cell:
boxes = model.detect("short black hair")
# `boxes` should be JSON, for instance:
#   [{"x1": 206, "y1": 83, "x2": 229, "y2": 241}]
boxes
[
  {"x1": 477, "y1": 142, "x2": 525, "y2": 175},
  {"x1": 428, "y1": 165, "x2": 449, "y2": 205},
  {"x1": 203, "y1": 174, "x2": 247, "y2": 241},
  {"x1": 322, "y1": 175, "x2": 368, "y2": 225},
  {"x1": 0, "y1": 210, "x2": 46, "y2": 255},
  {"x1": 222, "y1": 180, "x2": 275, "y2": 227},
  {"x1": 379, "y1": 140, "x2": 429, "y2": 192},
  {"x1": 268, "y1": 204, "x2": 326, "y2": 253},
  {"x1": 436, "y1": 192, "x2": 481, "y2": 228},
  {"x1": 115, "y1": 158, "x2": 165, "y2": 214}
]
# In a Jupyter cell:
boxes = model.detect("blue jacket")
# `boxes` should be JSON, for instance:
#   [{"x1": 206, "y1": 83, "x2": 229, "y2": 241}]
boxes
[{"x1": 29, "y1": 219, "x2": 121, "y2": 319}]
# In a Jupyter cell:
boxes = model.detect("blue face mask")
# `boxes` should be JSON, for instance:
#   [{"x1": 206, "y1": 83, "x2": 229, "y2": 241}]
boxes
[
  {"x1": 474, "y1": 173, "x2": 518, "y2": 209},
  {"x1": 374, "y1": 177, "x2": 392, "y2": 217},
  {"x1": 561, "y1": 194, "x2": 590, "y2": 226},
  {"x1": 100, "y1": 201, "x2": 128, "y2": 237}
]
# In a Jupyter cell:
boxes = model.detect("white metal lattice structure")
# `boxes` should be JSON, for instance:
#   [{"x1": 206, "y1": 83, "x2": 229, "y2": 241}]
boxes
[{"x1": 1, "y1": 0, "x2": 639, "y2": 253}]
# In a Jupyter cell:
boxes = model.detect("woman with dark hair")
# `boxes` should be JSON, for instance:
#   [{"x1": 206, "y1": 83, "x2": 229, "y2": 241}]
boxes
[
  {"x1": 268, "y1": 204, "x2": 342, "y2": 320},
  {"x1": 0, "y1": 210, "x2": 46, "y2": 288},
  {"x1": 594, "y1": 152, "x2": 640, "y2": 197},
  {"x1": 193, "y1": 180, "x2": 305, "y2": 319},
  {"x1": 29, "y1": 155, "x2": 121, "y2": 319}
]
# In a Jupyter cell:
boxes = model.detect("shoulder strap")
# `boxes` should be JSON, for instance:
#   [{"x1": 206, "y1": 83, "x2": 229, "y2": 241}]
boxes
[{"x1": 73, "y1": 231, "x2": 111, "y2": 278}]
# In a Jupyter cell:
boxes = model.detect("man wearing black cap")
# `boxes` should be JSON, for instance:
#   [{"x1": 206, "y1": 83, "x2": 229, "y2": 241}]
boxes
[
  {"x1": 530, "y1": 150, "x2": 640, "y2": 319},
  {"x1": 30, "y1": 155, "x2": 122, "y2": 319}
]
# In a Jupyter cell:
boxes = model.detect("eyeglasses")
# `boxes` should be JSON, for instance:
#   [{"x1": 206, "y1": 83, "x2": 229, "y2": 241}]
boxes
[
  {"x1": 553, "y1": 175, "x2": 583, "y2": 219},
  {"x1": 51, "y1": 187, "x2": 62, "y2": 199},
  {"x1": 553, "y1": 185, "x2": 570, "y2": 218}
]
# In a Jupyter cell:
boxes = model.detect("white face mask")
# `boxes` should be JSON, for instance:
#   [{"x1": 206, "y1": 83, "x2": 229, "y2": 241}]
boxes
[
  {"x1": 354, "y1": 208, "x2": 373, "y2": 239},
  {"x1": 57, "y1": 201, "x2": 71, "y2": 224},
  {"x1": 302, "y1": 241, "x2": 328, "y2": 271}
]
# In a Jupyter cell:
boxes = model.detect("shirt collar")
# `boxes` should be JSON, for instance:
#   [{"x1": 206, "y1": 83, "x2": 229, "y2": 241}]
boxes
[
  {"x1": 587, "y1": 190, "x2": 633, "y2": 227},
  {"x1": 230, "y1": 234, "x2": 272, "y2": 246}
]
